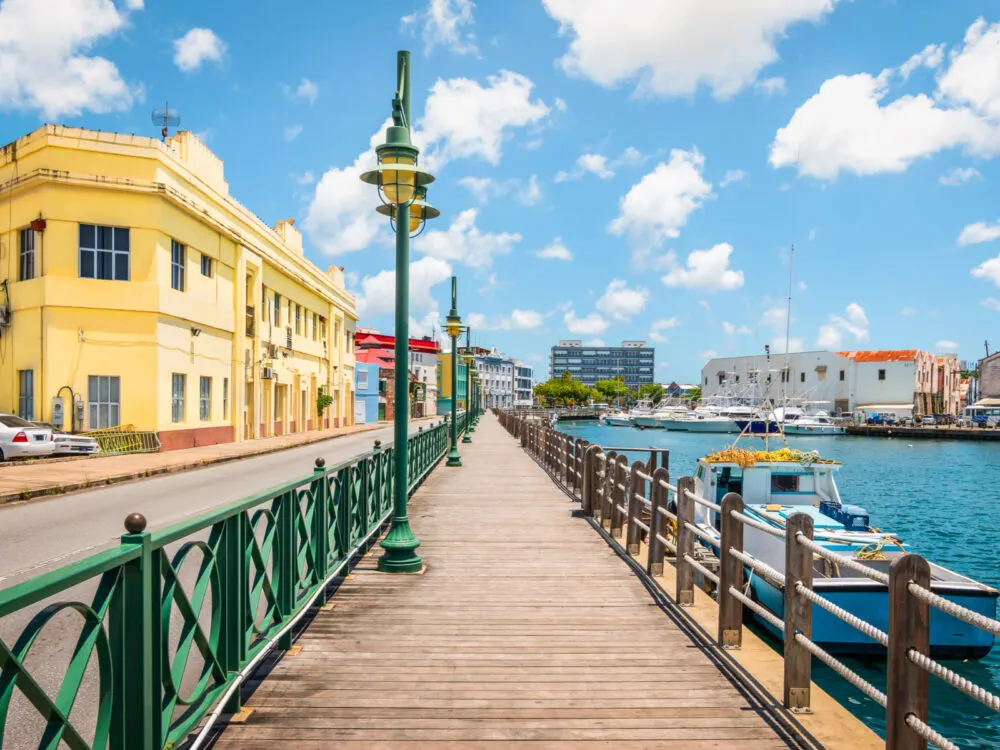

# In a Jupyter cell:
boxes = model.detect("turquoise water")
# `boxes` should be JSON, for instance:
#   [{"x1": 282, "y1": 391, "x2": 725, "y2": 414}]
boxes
[{"x1": 558, "y1": 421, "x2": 1000, "y2": 748}]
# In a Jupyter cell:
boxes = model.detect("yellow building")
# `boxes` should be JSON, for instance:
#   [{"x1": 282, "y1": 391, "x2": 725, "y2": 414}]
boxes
[{"x1": 0, "y1": 125, "x2": 357, "y2": 450}]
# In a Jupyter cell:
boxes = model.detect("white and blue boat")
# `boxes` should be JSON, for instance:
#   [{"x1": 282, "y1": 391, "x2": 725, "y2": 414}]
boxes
[{"x1": 689, "y1": 450, "x2": 998, "y2": 658}]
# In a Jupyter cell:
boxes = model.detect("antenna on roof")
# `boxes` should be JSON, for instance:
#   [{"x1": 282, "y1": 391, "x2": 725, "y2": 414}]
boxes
[{"x1": 151, "y1": 103, "x2": 181, "y2": 141}]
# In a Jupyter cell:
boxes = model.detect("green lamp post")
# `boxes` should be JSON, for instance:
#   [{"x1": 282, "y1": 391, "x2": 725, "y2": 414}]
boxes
[
  {"x1": 445, "y1": 276, "x2": 463, "y2": 466},
  {"x1": 360, "y1": 50, "x2": 438, "y2": 573},
  {"x1": 462, "y1": 326, "x2": 475, "y2": 441}
]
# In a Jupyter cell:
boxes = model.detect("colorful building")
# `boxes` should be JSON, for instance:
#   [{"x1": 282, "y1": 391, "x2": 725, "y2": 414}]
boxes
[
  {"x1": 436, "y1": 352, "x2": 468, "y2": 415},
  {"x1": 354, "y1": 362, "x2": 380, "y2": 425},
  {"x1": 0, "y1": 125, "x2": 357, "y2": 449},
  {"x1": 355, "y1": 330, "x2": 439, "y2": 418}
]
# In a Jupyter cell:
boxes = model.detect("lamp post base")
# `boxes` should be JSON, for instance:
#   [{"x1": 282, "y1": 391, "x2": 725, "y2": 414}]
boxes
[
  {"x1": 462, "y1": 434, "x2": 472, "y2": 443},
  {"x1": 378, "y1": 518, "x2": 423, "y2": 573},
  {"x1": 446, "y1": 448, "x2": 462, "y2": 467}
]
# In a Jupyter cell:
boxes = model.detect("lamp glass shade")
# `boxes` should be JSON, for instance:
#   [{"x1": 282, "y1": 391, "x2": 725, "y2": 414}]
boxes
[{"x1": 379, "y1": 150, "x2": 417, "y2": 206}]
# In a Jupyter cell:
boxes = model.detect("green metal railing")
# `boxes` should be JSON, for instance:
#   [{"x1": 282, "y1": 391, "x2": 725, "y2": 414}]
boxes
[{"x1": 0, "y1": 417, "x2": 465, "y2": 749}]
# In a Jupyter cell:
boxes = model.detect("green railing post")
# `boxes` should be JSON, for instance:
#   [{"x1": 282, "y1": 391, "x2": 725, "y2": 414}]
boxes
[
  {"x1": 276, "y1": 491, "x2": 296, "y2": 650},
  {"x1": 311, "y1": 458, "x2": 329, "y2": 601},
  {"x1": 217, "y1": 511, "x2": 247, "y2": 713},
  {"x1": 111, "y1": 513, "x2": 159, "y2": 750}
]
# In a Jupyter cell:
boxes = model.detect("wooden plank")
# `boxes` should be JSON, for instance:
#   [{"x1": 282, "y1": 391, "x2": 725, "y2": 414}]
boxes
[{"x1": 214, "y1": 415, "x2": 800, "y2": 748}]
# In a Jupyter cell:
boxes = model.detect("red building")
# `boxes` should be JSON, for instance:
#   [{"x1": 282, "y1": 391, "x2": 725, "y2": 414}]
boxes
[{"x1": 354, "y1": 330, "x2": 440, "y2": 419}]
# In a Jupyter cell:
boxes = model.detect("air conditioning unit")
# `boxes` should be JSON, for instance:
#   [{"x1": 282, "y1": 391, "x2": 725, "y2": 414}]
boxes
[{"x1": 261, "y1": 366, "x2": 275, "y2": 380}]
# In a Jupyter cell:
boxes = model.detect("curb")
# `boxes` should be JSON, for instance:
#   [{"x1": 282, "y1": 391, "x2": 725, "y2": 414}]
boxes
[{"x1": 0, "y1": 420, "x2": 441, "y2": 506}]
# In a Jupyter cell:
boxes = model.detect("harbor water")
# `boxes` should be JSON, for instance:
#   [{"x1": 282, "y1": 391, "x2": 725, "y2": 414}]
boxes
[{"x1": 558, "y1": 420, "x2": 1000, "y2": 749}]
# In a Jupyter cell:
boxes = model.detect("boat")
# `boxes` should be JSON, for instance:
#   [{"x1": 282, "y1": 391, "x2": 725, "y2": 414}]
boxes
[
  {"x1": 634, "y1": 400, "x2": 690, "y2": 429},
  {"x1": 601, "y1": 411, "x2": 632, "y2": 427},
  {"x1": 683, "y1": 414, "x2": 741, "y2": 433},
  {"x1": 687, "y1": 447, "x2": 997, "y2": 658},
  {"x1": 783, "y1": 412, "x2": 846, "y2": 435}
]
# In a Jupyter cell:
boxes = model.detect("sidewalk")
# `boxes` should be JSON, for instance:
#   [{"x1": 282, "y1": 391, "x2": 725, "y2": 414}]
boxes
[{"x1": 0, "y1": 419, "x2": 432, "y2": 505}]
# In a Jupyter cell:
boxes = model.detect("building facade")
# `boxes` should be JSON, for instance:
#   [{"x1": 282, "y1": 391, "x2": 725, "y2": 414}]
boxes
[
  {"x1": 354, "y1": 362, "x2": 380, "y2": 424},
  {"x1": 436, "y1": 352, "x2": 467, "y2": 415},
  {"x1": 700, "y1": 349, "x2": 963, "y2": 415},
  {"x1": 514, "y1": 362, "x2": 534, "y2": 407},
  {"x1": 475, "y1": 348, "x2": 515, "y2": 409},
  {"x1": 549, "y1": 340, "x2": 654, "y2": 388},
  {"x1": 355, "y1": 330, "x2": 439, "y2": 418},
  {"x1": 0, "y1": 126, "x2": 357, "y2": 450}
]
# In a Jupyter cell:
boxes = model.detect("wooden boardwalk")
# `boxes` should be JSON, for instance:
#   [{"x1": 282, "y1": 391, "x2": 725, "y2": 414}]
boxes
[{"x1": 213, "y1": 415, "x2": 809, "y2": 748}]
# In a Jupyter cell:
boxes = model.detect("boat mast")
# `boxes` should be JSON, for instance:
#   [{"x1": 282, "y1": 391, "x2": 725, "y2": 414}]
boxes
[{"x1": 783, "y1": 244, "x2": 794, "y2": 406}]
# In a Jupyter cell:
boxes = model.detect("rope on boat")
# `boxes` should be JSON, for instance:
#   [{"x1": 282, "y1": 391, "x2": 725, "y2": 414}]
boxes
[
  {"x1": 794, "y1": 582, "x2": 888, "y2": 647},
  {"x1": 728, "y1": 547, "x2": 786, "y2": 589},
  {"x1": 904, "y1": 714, "x2": 959, "y2": 750},
  {"x1": 728, "y1": 586, "x2": 784, "y2": 631},
  {"x1": 906, "y1": 583, "x2": 1000, "y2": 637},
  {"x1": 793, "y1": 632, "x2": 887, "y2": 708},
  {"x1": 730, "y1": 510, "x2": 787, "y2": 539},
  {"x1": 684, "y1": 488, "x2": 722, "y2": 513},
  {"x1": 908, "y1": 649, "x2": 1000, "y2": 713},
  {"x1": 795, "y1": 532, "x2": 889, "y2": 585}
]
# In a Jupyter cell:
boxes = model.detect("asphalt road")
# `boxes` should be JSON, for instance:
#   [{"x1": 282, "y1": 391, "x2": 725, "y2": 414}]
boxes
[{"x1": 0, "y1": 419, "x2": 442, "y2": 589}]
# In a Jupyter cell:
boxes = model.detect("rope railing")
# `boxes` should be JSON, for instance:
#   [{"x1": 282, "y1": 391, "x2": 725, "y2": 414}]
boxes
[{"x1": 495, "y1": 410, "x2": 1000, "y2": 750}]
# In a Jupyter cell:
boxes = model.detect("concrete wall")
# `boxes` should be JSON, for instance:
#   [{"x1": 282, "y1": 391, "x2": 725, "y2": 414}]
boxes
[{"x1": 701, "y1": 351, "x2": 853, "y2": 411}]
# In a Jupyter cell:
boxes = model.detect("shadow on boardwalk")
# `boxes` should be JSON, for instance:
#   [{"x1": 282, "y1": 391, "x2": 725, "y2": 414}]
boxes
[{"x1": 210, "y1": 415, "x2": 811, "y2": 748}]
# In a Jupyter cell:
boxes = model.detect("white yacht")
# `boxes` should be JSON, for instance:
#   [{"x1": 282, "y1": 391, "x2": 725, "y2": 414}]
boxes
[
  {"x1": 783, "y1": 412, "x2": 846, "y2": 435},
  {"x1": 601, "y1": 410, "x2": 632, "y2": 427}
]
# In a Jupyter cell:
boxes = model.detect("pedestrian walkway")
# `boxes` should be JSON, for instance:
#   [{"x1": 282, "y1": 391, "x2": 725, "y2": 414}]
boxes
[
  {"x1": 212, "y1": 416, "x2": 813, "y2": 748},
  {"x1": 0, "y1": 420, "x2": 432, "y2": 505}
]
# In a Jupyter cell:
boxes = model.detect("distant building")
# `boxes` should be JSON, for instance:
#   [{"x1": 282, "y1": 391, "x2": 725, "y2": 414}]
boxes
[
  {"x1": 700, "y1": 349, "x2": 963, "y2": 415},
  {"x1": 355, "y1": 330, "x2": 439, "y2": 418},
  {"x1": 436, "y1": 352, "x2": 468, "y2": 415},
  {"x1": 354, "y1": 362, "x2": 380, "y2": 424},
  {"x1": 514, "y1": 362, "x2": 534, "y2": 407},
  {"x1": 549, "y1": 340, "x2": 654, "y2": 389},
  {"x1": 475, "y1": 348, "x2": 515, "y2": 409},
  {"x1": 980, "y1": 351, "x2": 1000, "y2": 400}
]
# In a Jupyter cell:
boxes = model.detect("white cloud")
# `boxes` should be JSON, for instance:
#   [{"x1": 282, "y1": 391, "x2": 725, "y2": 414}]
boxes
[
  {"x1": 125, "y1": 0, "x2": 143, "y2": 7},
  {"x1": 0, "y1": 0, "x2": 140, "y2": 119},
  {"x1": 720, "y1": 169, "x2": 747, "y2": 187},
  {"x1": 972, "y1": 255, "x2": 1000, "y2": 286},
  {"x1": 284, "y1": 124, "x2": 303, "y2": 141},
  {"x1": 807, "y1": 228, "x2": 817, "y2": 241},
  {"x1": 699, "y1": 349, "x2": 719, "y2": 361},
  {"x1": 609, "y1": 148, "x2": 712, "y2": 251},
  {"x1": 939, "y1": 167, "x2": 982, "y2": 185},
  {"x1": 982, "y1": 298, "x2": 1000, "y2": 311},
  {"x1": 935, "y1": 340, "x2": 959, "y2": 352},
  {"x1": 541, "y1": 0, "x2": 840, "y2": 99},
  {"x1": 815, "y1": 302, "x2": 870, "y2": 349},
  {"x1": 419, "y1": 208, "x2": 522, "y2": 268},
  {"x1": 771, "y1": 20, "x2": 1000, "y2": 179},
  {"x1": 583, "y1": 338, "x2": 605, "y2": 346},
  {"x1": 410, "y1": 311, "x2": 442, "y2": 341},
  {"x1": 959, "y1": 221, "x2": 1000, "y2": 246},
  {"x1": 698, "y1": 300, "x2": 712, "y2": 313},
  {"x1": 556, "y1": 146, "x2": 647, "y2": 182},
  {"x1": 596, "y1": 279, "x2": 648, "y2": 321},
  {"x1": 537, "y1": 238, "x2": 573, "y2": 261},
  {"x1": 518, "y1": 174, "x2": 542, "y2": 205},
  {"x1": 649, "y1": 317, "x2": 680, "y2": 343},
  {"x1": 306, "y1": 70, "x2": 548, "y2": 255},
  {"x1": 760, "y1": 305, "x2": 787, "y2": 330},
  {"x1": 660, "y1": 243, "x2": 744, "y2": 291},
  {"x1": 173, "y1": 28, "x2": 226, "y2": 72},
  {"x1": 458, "y1": 176, "x2": 499, "y2": 203},
  {"x1": 356, "y1": 256, "x2": 453, "y2": 319},
  {"x1": 402, "y1": 0, "x2": 478, "y2": 56},
  {"x1": 756, "y1": 76, "x2": 787, "y2": 96},
  {"x1": 421, "y1": 70, "x2": 551, "y2": 166},
  {"x1": 468, "y1": 309, "x2": 545, "y2": 330},
  {"x1": 294, "y1": 171, "x2": 315, "y2": 185},
  {"x1": 900, "y1": 306, "x2": 918, "y2": 316},
  {"x1": 722, "y1": 321, "x2": 752, "y2": 335},
  {"x1": 564, "y1": 310, "x2": 609, "y2": 335},
  {"x1": 772, "y1": 337, "x2": 804, "y2": 354},
  {"x1": 285, "y1": 78, "x2": 319, "y2": 104},
  {"x1": 900, "y1": 43, "x2": 945, "y2": 80}
]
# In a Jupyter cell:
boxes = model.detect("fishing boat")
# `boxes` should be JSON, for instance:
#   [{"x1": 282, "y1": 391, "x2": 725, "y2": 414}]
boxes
[
  {"x1": 683, "y1": 414, "x2": 742, "y2": 433},
  {"x1": 782, "y1": 412, "x2": 846, "y2": 435},
  {"x1": 687, "y1": 447, "x2": 998, "y2": 658},
  {"x1": 635, "y1": 400, "x2": 690, "y2": 428},
  {"x1": 601, "y1": 410, "x2": 632, "y2": 427}
]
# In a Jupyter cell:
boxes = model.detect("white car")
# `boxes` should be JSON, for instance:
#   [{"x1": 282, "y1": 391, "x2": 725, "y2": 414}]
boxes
[
  {"x1": 0, "y1": 415, "x2": 55, "y2": 460},
  {"x1": 32, "y1": 424, "x2": 100, "y2": 456}
]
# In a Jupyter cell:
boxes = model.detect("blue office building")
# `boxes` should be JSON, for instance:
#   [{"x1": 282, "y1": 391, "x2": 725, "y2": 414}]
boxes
[{"x1": 549, "y1": 340, "x2": 654, "y2": 388}]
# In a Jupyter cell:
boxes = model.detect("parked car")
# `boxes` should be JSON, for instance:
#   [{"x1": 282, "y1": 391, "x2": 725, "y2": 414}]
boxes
[
  {"x1": 32, "y1": 423, "x2": 100, "y2": 456},
  {"x1": 0, "y1": 415, "x2": 54, "y2": 461},
  {"x1": 920, "y1": 416, "x2": 936, "y2": 426}
]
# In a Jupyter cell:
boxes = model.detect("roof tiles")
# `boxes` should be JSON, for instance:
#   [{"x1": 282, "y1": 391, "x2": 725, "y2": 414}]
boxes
[{"x1": 836, "y1": 349, "x2": 919, "y2": 363}]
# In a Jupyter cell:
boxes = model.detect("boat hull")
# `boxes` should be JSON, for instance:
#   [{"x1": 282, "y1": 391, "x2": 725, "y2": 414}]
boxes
[
  {"x1": 783, "y1": 424, "x2": 846, "y2": 435},
  {"x1": 602, "y1": 416, "x2": 632, "y2": 426},
  {"x1": 734, "y1": 419, "x2": 780, "y2": 434},
  {"x1": 658, "y1": 418, "x2": 691, "y2": 431},
  {"x1": 632, "y1": 415, "x2": 664, "y2": 428},
  {"x1": 750, "y1": 577, "x2": 997, "y2": 659},
  {"x1": 685, "y1": 419, "x2": 740, "y2": 433}
]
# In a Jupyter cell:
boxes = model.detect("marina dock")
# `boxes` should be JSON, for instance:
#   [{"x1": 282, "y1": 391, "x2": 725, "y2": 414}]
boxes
[
  {"x1": 847, "y1": 424, "x2": 1000, "y2": 440},
  {"x1": 214, "y1": 415, "x2": 876, "y2": 748}
]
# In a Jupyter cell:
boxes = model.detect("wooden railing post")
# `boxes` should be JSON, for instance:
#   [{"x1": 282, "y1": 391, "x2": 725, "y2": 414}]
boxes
[
  {"x1": 626, "y1": 461, "x2": 645, "y2": 554},
  {"x1": 784, "y1": 512, "x2": 814, "y2": 712},
  {"x1": 675, "y1": 476, "x2": 695, "y2": 606},
  {"x1": 718, "y1": 492, "x2": 744, "y2": 649},
  {"x1": 601, "y1": 450, "x2": 617, "y2": 527},
  {"x1": 609, "y1": 456, "x2": 627, "y2": 538},
  {"x1": 887, "y1": 553, "x2": 931, "y2": 750},
  {"x1": 563, "y1": 436, "x2": 572, "y2": 486},
  {"x1": 582, "y1": 445, "x2": 598, "y2": 515},
  {"x1": 647, "y1": 467, "x2": 669, "y2": 575}
]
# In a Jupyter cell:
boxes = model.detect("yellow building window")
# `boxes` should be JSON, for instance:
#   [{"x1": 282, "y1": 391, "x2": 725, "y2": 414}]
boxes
[
  {"x1": 273, "y1": 292, "x2": 281, "y2": 326},
  {"x1": 312, "y1": 312, "x2": 318, "y2": 341},
  {"x1": 295, "y1": 304, "x2": 301, "y2": 335},
  {"x1": 170, "y1": 240, "x2": 185, "y2": 292},
  {"x1": 199, "y1": 376, "x2": 212, "y2": 421},
  {"x1": 80, "y1": 224, "x2": 129, "y2": 281},
  {"x1": 171, "y1": 374, "x2": 186, "y2": 423}
]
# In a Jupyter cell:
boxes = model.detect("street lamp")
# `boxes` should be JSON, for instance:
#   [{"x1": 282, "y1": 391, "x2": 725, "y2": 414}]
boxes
[
  {"x1": 360, "y1": 50, "x2": 437, "y2": 574},
  {"x1": 444, "y1": 276, "x2": 464, "y2": 466},
  {"x1": 462, "y1": 326, "x2": 475, "y2": 441}
]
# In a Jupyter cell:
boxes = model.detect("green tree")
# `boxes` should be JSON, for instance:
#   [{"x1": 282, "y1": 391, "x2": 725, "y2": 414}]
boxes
[
  {"x1": 593, "y1": 376, "x2": 627, "y2": 403},
  {"x1": 638, "y1": 383, "x2": 664, "y2": 404},
  {"x1": 687, "y1": 386, "x2": 703, "y2": 403},
  {"x1": 533, "y1": 372, "x2": 592, "y2": 406}
]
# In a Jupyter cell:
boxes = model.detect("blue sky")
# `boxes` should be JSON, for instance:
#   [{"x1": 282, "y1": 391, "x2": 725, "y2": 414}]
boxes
[{"x1": 3, "y1": 0, "x2": 1000, "y2": 381}]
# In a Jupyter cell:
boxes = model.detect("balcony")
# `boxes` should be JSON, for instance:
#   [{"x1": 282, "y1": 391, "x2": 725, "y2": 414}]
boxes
[{"x1": 245, "y1": 306, "x2": 255, "y2": 337}]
